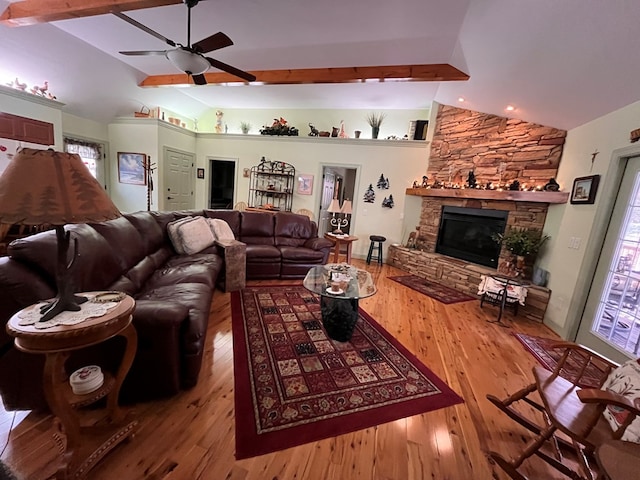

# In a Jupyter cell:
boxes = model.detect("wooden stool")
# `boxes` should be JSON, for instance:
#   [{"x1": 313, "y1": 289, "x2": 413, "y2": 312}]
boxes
[{"x1": 366, "y1": 235, "x2": 386, "y2": 265}]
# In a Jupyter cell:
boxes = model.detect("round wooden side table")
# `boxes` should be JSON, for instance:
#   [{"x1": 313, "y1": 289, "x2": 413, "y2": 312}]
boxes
[
  {"x1": 324, "y1": 233, "x2": 359, "y2": 264},
  {"x1": 6, "y1": 293, "x2": 138, "y2": 480}
]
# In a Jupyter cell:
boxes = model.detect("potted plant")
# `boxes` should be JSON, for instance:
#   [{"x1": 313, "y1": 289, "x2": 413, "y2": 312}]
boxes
[
  {"x1": 366, "y1": 112, "x2": 386, "y2": 139},
  {"x1": 493, "y1": 228, "x2": 550, "y2": 276},
  {"x1": 240, "y1": 122, "x2": 251, "y2": 134}
]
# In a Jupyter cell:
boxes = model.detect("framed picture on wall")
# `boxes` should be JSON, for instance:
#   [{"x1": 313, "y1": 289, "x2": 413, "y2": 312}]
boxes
[
  {"x1": 117, "y1": 152, "x2": 147, "y2": 185},
  {"x1": 297, "y1": 174, "x2": 314, "y2": 195},
  {"x1": 196, "y1": 168, "x2": 205, "y2": 179},
  {"x1": 570, "y1": 175, "x2": 600, "y2": 204}
]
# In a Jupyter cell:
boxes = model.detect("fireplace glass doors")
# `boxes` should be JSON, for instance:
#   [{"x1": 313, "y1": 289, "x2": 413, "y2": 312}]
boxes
[{"x1": 435, "y1": 206, "x2": 507, "y2": 268}]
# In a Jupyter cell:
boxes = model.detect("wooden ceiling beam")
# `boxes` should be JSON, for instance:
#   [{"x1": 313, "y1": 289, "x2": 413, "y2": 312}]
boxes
[
  {"x1": 0, "y1": 0, "x2": 181, "y2": 27},
  {"x1": 140, "y1": 64, "x2": 470, "y2": 87}
]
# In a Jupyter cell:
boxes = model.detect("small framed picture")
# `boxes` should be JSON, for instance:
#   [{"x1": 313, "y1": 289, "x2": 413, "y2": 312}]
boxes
[
  {"x1": 297, "y1": 174, "x2": 314, "y2": 195},
  {"x1": 570, "y1": 175, "x2": 600, "y2": 204},
  {"x1": 117, "y1": 152, "x2": 147, "y2": 185},
  {"x1": 197, "y1": 168, "x2": 205, "y2": 179},
  {"x1": 243, "y1": 168, "x2": 250, "y2": 178}
]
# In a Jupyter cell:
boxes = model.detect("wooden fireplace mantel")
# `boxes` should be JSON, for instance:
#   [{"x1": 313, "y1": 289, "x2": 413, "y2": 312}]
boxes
[{"x1": 405, "y1": 187, "x2": 569, "y2": 204}]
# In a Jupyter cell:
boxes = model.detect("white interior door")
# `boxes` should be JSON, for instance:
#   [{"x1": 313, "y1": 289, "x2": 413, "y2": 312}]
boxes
[
  {"x1": 576, "y1": 156, "x2": 640, "y2": 363},
  {"x1": 164, "y1": 149, "x2": 195, "y2": 211}
]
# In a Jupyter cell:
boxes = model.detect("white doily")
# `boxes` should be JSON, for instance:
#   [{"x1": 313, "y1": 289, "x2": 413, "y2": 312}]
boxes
[{"x1": 18, "y1": 296, "x2": 120, "y2": 330}]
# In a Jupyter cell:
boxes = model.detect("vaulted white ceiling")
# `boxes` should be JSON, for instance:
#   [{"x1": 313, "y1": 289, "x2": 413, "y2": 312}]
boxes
[{"x1": 1, "y1": 0, "x2": 639, "y2": 130}]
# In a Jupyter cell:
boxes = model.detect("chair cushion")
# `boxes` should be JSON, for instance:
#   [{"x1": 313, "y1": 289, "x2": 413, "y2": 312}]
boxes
[{"x1": 601, "y1": 359, "x2": 640, "y2": 443}]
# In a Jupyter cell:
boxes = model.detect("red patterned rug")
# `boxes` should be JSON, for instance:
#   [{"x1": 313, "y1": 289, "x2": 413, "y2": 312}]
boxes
[
  {"x1": 231, "y1": 285, "x2": 463, "y2": 459},
  {"x1": 513, "y1": 333, "x2": 608, "y2": 388},
  {"x1": 388, "y1": 275, "x2": 476, "y2": 304}
]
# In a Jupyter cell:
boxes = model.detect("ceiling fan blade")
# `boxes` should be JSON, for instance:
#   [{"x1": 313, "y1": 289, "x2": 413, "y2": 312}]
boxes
[
  {"x1": 205, "y1": 57, "x2": 256, "y2": 82},
  {"x1": 120, "y1": 50, "x2": 167, "y2": 56},
  {"x1": 192, "y1": 32, "x2": 233, "y2": 54},
  {"x1": 113, "y1": 12, "x2": 177, "y2": 48},
  {"x1": 192, "y1": 74, "x2": 207, "y2": 85}
]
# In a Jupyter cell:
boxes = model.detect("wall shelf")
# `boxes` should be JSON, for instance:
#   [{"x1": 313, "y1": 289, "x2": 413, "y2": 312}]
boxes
[{"x1": 405, "y1": 187, "x2": 569, "y2": 204}]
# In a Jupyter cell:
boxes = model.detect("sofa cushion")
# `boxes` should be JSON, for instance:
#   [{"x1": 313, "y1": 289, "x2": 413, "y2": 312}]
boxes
[
  {"x1": 279, "y1": 245, "x2": 325, "y2": 262},
  {"x1": 90, "y1": 216, "x2": 147, "y2": 271},
  {"x1": 601, "y1": 359, "x2": 640, "y2": 443},
  {"x1": 147, "y1": 258, "x2": 222, "y2": 289},
  {"x1": 274, "y1": 212, "x2": 314, "y2": 247},
  {"x1": 240, "y1": 211, "x2": 275, "y2": 245},
  {"x1": 8, "y1": 224, "x2": 123, "y2": 292},
  {"x1": 203, "y1": 209, "x2": 241, "y2": 237},
  {"x1": 167, "y1": 217, "x2": 198, "y2": 254},
  {"x1": 206, "y1": 218, "x2": 235, "y2": 241},
  {"x1": 245, "y1": 244, "x2": 281, "y2": 261},
  {"x1": 124, "y1": 211, "x2": 165, "y2": 253},
  {"x1": 176, "y1": 216, "x2": 216, "y2": 254}
]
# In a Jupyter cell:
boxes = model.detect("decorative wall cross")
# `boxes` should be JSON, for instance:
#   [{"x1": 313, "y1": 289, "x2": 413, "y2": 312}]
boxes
[{"x1": 591, "y1": 149, "x2": 599, "y2": 172}]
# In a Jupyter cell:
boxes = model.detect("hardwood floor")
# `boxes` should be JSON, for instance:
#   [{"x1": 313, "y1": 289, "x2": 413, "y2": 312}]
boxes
[{"x1": 0, "y1": 260, "x2": 575, "y2": 479}]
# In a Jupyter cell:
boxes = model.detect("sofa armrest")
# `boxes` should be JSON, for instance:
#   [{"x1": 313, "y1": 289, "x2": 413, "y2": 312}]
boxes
[
  {"x1": 304, "y1": 237, "x2": 334, "y2": 250},
  {"x1": 215, "y1": 239, "x2": 246, "y2": 292},
  {"x1": 132, "y1": 300, "x2": 188, "y2": 330}
]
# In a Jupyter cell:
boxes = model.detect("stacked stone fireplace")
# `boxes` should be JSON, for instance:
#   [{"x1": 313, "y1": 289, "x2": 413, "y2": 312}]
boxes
[
  {"x1": 388, "y1": 196, "x2": 552, "y2": 321},
  {"x1": 416, "y1": 196, "x2": 548, "y2": 274},
  {"x1": 388, "y1": 104, "x2": 567, "y2": 322}
]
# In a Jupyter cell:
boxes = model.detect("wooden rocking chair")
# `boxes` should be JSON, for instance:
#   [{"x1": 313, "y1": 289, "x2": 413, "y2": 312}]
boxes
[{"x1": 488, "y1": 343, "x2": 640, "y2": 480}]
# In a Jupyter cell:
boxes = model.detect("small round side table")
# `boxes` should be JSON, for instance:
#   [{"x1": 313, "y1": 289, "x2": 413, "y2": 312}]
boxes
[{"x1": 6, "y1": 293, "x2": 138, "y2": 480}]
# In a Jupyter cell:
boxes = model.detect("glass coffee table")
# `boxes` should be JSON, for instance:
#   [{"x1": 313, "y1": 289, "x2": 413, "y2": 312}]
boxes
[{"x1": 303, "y1": 264, "x2": 377, "y2": 341}]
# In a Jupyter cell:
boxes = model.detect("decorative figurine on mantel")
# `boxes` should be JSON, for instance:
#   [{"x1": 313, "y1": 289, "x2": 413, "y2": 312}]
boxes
[
  {"x1": 509, "y1": 179, "x2": 521, "y2": 191},
  {"x1": 543, "y1": 178, "x2": 560, "y2": 191},
  {"x1": 421, "y1": 175, "x2": 429, "y2": 188},
  {"x1": 215, "y1": 110, "x2": 224, "y2": 133},
  {"x1": 308, "y1": 123, "x2": 319, "y2": 136},
  {"x1": 467, "y1": 171, "x2": 477, "y2": 188},
  {"x1": 412, "y1": 180, "x2": 419, "y2": 188}
]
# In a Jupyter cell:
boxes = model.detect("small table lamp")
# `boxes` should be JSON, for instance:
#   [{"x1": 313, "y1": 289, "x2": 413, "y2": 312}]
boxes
[
  {"x1": 0, "y1": 148, "x2": 121, "y2": 321},
  {"x1": 328, "y1": 198, "x2": 352, "y2": 234}
]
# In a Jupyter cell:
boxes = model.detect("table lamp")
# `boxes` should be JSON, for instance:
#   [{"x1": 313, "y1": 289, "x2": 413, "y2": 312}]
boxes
[
  {"x1": 328, "y1": 198, "x2": 352, "y2": 234},
  {"x1": 0, "y1": 148, "x2": 121, "y2": 321}
]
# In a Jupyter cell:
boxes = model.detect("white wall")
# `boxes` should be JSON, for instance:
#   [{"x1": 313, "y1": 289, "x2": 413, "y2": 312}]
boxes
[
  {"x1": 196, "y1": 134, "x2": 429, "y2": 259},
  {"x1": 108, "y1": 119, "x2": 159, "y2": 213},
  {"x1": 62, "y1": 113, "x2": 109, "y2": 141},
  {"x1": 197, "y1": 108, "x2": 430, "y2": 139},
  {"x1": 539, "y1": 99, "x2": 640, "y2": 338}
]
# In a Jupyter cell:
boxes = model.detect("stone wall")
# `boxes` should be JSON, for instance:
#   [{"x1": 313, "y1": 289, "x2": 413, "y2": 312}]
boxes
[{"x1": 428, "y1": 104, "x2": 567, "y2": 188}]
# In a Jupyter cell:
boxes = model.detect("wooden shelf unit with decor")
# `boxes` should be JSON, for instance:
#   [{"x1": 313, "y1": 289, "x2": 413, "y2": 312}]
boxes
[{"x1": 248, "y1": 157, "x2": 295, "y2": 212}]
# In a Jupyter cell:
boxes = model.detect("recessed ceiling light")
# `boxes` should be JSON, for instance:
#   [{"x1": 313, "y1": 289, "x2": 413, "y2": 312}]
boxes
[
  {"x1": 505, "y1": 105, "x2": 516, "y2": 111},
  {"x1": 458, "y1": 97, "x2": 465, "y2": 102}
]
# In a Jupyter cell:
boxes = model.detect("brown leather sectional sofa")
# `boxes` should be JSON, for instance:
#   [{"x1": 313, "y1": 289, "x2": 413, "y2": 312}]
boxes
[{"x1": 0, "y1": 209, "x2": 332, "y2": 411}]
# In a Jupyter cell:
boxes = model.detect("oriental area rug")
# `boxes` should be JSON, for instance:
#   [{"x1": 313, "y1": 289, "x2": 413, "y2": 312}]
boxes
[
  {"x1": 388, "y1": 275, "x2": 476, "y2": 304},
  {"x1": 514, "y1": 333, "x2": 606, "y2": 388},
  {"x1": 231, "y1": 285, "x2": 464, "y2": 459}
]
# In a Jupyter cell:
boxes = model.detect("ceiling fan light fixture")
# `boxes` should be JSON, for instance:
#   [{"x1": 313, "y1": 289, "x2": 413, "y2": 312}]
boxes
[{"x1": 166, "y1": 49, "x2": 210, "y2": 75}]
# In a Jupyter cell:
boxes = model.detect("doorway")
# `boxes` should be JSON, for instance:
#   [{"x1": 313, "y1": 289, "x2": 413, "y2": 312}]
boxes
[
  {"x1": 209, "y1": 158, "x2": 237, "y2": 209},
  {"x1": 318, "y1": 166, "x2": 358, "y2": 236},
  {"x1": 575, "y1": 155, "x2": 640, "y2": 363}
]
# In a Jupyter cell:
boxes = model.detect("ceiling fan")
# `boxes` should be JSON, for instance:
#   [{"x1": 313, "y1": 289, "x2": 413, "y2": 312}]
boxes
[{"x1": 114, "y1": 0, "x2": 255, "y2": 85}]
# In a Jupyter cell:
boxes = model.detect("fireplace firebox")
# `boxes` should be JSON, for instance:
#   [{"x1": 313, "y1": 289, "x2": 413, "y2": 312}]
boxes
[{"x1": 435, "y1": 206, "x2": 507, "y2": 268}]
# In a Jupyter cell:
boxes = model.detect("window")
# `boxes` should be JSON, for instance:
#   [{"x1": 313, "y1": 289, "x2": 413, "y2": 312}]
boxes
[{"x1": 64, "y1": 137, "x2": 101, "y2": 178}]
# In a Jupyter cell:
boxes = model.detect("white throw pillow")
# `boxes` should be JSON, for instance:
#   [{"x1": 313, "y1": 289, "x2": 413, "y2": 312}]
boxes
[
  {"x1": 206, "y1": 218, "x2": 235, "y2": 241},
  {"x1": 167, "y1": 216, "x2": 196, "y2": 254},
  {"x1": 176, "y1": 216, "x2": 216, "y2": 254},
  {"x1": 601, "y1": 359, "x2": 640, "y2": 443}
]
